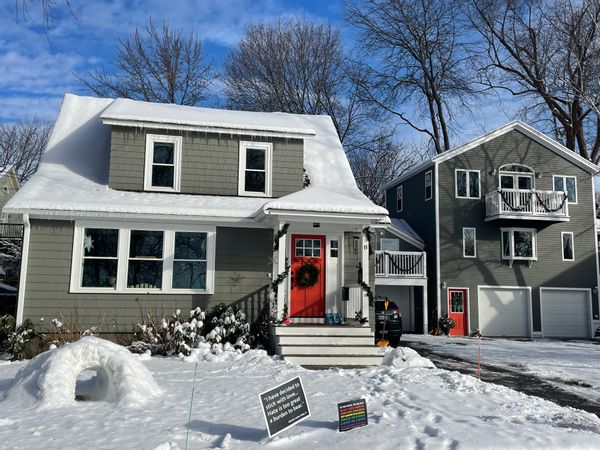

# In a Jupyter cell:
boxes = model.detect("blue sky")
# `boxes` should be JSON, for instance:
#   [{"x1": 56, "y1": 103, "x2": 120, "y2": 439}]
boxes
[
  {"x1": 1, "y1": 0, "x2": 522, "y2": 148},
  {"x1": 1, "y1": 0, "x2": 347, "y2": 123}
]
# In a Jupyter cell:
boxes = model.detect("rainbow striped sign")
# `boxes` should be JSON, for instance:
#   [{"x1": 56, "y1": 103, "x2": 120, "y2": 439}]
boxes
[{"x1": 338, "y1": 399, "x2": 368, "y2": 432}]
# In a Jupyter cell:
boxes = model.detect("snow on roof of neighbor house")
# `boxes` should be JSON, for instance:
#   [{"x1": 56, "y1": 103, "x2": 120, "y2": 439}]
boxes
[{"x1": 5, "y1": 94, "x2": 386, "y2": 221}]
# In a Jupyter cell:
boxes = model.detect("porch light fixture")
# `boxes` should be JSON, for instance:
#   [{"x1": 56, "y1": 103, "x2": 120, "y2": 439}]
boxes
[
  {"x1": 489, "y1": 168, "x2": 496, "y2": 176},
  {"x1": 312, "y1": 222, "x2": 320, "y2": 228},
  {"x1": 536, "y1": 171, "x2": 543, "y2": 179},
  {"x1": 441, "y1": 282, "x2": 447, "y2": 289}
]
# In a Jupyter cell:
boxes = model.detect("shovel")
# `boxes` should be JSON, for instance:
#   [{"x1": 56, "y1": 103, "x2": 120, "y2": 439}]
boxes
[{"x1": 376, "y1": 299, "x2": 390, "y2": 347}]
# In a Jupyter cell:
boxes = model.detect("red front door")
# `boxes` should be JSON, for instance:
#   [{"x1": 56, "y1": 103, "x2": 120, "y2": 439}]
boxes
[
  {"x1": 448, "y1": 289, "x2": 468, "y2": 336},
  {"x1": 290, "y1": 235, "x2": 325, "y2": 317}
]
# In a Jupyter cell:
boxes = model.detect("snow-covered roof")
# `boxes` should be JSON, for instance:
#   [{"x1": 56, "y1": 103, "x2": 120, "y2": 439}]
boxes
[
  {"x1": 101, "y1": 98, "x2": 318, "y2": 137},
  {"x1": 0, "y1": 165, "x2": 15, "y2": 180},
  {"x1": 389, "y1": 218, "x2": 424, "y2": 247},
  {"x1": 5, "y1": 94, "x2": 386, "y2": 221}
]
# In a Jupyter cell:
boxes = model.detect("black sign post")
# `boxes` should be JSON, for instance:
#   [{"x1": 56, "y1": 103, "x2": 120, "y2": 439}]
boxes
[
  {"x1": 338, "y1": 399, "x2": 368, "y2": 432},
  {"x1": 259, "y1": 377, "x2": 311, "y2": 438}
]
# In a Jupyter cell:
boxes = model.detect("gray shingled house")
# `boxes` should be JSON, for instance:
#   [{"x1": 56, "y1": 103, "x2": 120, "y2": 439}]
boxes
[
  {"x1": 4, "y1": 94, "x2": 391, "y2": 365},
  {"x1": 383, "y1": 121, "x2": 600, "y2": 339}
]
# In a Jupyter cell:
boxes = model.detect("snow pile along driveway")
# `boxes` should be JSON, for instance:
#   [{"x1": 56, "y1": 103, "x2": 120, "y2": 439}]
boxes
[{"x1": 2, "y1": 337, "x2": 161, "y2": 408}]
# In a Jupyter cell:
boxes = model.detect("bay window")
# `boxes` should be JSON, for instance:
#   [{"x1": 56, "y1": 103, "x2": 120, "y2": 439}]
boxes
[{"x1": 501, "y1": 228, "x2": 537, "y2": 265}]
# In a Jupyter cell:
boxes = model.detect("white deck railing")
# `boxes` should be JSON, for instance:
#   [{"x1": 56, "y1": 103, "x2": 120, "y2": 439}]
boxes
[
  {"x1": 375, "y1": 251, "x2": 426, "y2": 278},
  {"x1": 485, "y1": 189, "x2": 569, "y2": 220}
]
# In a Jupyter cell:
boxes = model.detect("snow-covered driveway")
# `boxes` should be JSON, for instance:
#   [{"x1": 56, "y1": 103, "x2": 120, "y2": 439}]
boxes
[
  {"x1": 402, "y1": 335, "x2": 600, "y2": 415},
  {"x1": 1, "y1": 345, "x2": 600, "y2": 449}
]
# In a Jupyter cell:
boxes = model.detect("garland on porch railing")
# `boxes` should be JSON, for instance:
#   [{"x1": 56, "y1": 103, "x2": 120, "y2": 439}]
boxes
[
  {"x1": 363, "y1": 226, "x2": 374, "y2": 255},
  {"x1": 534, "y1": 191, "x2": 568, "y2": 213},
  {"x1": 357, "y1": 262, "x2": 375, "y2": 307},
  {"x1": 382, "y1": 251, "x2": 423, "y2": 273}
]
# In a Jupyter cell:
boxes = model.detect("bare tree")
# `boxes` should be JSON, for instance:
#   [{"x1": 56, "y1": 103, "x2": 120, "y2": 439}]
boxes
[
  {"x1": 470, "y1": 0, "x2": 600, "y2": 163},
  {"x1": 0, "y1": 119, "x2": 52, "y2": 183},
  {"x1": 347, "y1": 0, "x2": 477, "y2": 154},
  {"x1": 351, "y1": 131, "x2": 428, "y2": 205},
  {"x1": 223, "y1": 18, "x2": 367, "y2": 149},
  {"x1": 78, "y1": 20, "x2": 214, "y2": 106},
  {"x1": 14, "y1": 0, "x2": 75, "y2": 30}
]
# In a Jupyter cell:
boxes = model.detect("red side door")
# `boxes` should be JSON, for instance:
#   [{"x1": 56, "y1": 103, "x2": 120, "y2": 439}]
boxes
[
  {"x1": 290, "y1": 235, "x2": 325, "y2": 317},
  {"x1": 448, "y1": 289, "x2": 468, "y2": 336}
]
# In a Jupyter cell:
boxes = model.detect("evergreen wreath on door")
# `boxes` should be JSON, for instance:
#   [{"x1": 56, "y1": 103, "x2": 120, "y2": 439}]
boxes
[{"x1": 296, "y1": 261, "x2": 320, "y2": 288}]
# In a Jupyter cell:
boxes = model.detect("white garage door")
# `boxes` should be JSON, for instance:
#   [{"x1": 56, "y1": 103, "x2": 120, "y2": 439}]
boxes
[
  {"x1": 478, "y1": 287, "x2": 529, "y2": 337},
  {"x1": 541, "y1": 289, "x2": 590, "y2": 338}
]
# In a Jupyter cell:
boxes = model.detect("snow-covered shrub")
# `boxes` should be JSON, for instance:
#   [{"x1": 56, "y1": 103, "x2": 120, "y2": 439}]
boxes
[
  {"x1": 0, "y1": 315, "x2": 35, "y2": 360},
  {"x1": 204, "y1": 304, "x2": 250, "y2": 351},
  {"x1": 38, "y1": 315, "x2": 102, "y2": 349},
  {"x1": 130, "y1": 307, "x2": 205, "y2": 357}
]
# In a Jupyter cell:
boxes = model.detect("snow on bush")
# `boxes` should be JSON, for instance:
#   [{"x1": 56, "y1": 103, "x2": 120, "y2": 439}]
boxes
[
  {"x1": 203, "y1": 304, "x2": 250, "y2": 351},
  {"x1": 2, "y1": 337, "x2": 161, "y2": 408},
  {"x1": 382, "y1": 347, "x2": 436, "y2": 370}
]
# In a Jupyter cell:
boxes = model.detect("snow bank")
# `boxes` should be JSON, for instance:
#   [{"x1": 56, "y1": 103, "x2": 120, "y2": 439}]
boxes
[
  {"x1": 381, "y1": 347, "x2": 436, "y2": 369},
  {"x1": 182, "y1": 342, "x2": 274, "y2": 365},
  {"x1": 3, "y1": 337, "x2": 161, "y2": 408}
]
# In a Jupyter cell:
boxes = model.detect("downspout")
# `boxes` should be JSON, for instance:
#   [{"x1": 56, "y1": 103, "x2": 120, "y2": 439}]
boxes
[
  {"x1": 435, "y1": 162, "x2": 441, "y2": 330},
  {"x1": 16, "y1": 213, "x2": 30, "y2": 326}
]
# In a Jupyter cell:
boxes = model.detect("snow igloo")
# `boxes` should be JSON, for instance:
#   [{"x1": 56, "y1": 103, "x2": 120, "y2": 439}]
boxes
[{"x1": 2, "y1": 337, "x2": 161, "y2": 408}]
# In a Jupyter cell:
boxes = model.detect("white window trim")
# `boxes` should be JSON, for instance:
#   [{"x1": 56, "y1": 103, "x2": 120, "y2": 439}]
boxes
[
  {"x1": 552, "y1": 175, "x2": 578, "y2": 204},
  {"x1": 561, "y1": 231, "x2": 575, "y2": 261},
  {"x1": 397, "y1": 185, "x2": 403, "y2": 212},
  {"x1": 425, "y1": 170, "x2": 432, "y2": 201},
  {"x1": 462, "y1": 227, "x2": 476, "y2": 258},
  {"x1": 144, "y1": 134, "x2": 182, "y2": 192},
  {"x1": 501, "y1": 227, "x2": 538, "y2": 264},
  {"x1": 238, "y1": 141, "x2": 273, "y2": 197},
  {"x1": 455, "y1": 169, "x2": 481, "y2": 199},
  {"x1": 70, "y1": 221, "x2": 216, "y2": 294}
]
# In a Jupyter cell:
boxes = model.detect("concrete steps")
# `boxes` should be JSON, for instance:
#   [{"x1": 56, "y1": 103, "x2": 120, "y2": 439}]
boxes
[{"x1": 272, "y1": 325, "x2": 385, "y2": 367}]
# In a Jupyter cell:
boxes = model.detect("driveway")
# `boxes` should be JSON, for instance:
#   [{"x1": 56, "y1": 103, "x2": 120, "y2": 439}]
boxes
[{"x1": 401, "y1": 334, "x2": 600, "y2": 417}]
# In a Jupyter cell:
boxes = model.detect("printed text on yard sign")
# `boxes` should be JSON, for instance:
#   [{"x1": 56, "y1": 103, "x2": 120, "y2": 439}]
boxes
[
  {"x1": 259, "y1": 377, "x2": 310, "y2": 437},
  {"x1": 338, "y1": 399, "x2": 368, "y2": 432}
]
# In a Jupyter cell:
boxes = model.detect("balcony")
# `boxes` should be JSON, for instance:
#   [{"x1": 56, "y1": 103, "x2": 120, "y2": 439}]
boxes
[
  {"x1": 485, "y1": 189, "x2": 569, "y2": 222},
  {"x1": 375, "y1": 251, "x2": 427, "y2": 279}
]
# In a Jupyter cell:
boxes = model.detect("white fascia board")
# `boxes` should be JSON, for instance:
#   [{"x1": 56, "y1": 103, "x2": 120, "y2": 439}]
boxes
[
  {"x1": 433, "y1": 121, "x2": 599, "y2": 174},
  {"x1": 370, "y1": 223, "x2": 425, "y2": 250},
  {"x1": 260, "y1": 208, "x2": 388, "y2": 224},
  {"x1": 381, "y1": 160, "x2": 435, "y2": 191},
  {"x1": 101, "y1": 118, "x2": 316, "y2": 139}
]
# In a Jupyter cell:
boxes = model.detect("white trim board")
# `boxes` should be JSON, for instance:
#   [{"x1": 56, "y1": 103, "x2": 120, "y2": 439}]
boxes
[{"x1": 15, "y1": 214, "x2": 30, "y2": 325}]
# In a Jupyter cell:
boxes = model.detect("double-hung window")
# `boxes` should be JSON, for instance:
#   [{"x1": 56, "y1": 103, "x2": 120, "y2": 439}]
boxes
[
  {"x1": 424, "y1": 171, "x2": 432, "y2": 201},
  {"x1": 456, "y1": 169, "x2": 480, "y2": 199},
  {"x1": 144, "y1": 134, "x2": 182, "y2": 192},
  {"x1": 71, "y1": 223, "x2": 215, "y2": 293},
  {"x1": 463, "y1": 227, "x2": 476, "y2": 258},
  {"x1": 238, "y1": 141, "x2": 272, "y2": 196},
  {"x1": 397, "y1": 185, "x2": 403, "y2": 212},
  {"x1": 501, "y1": 228, "x2": 537, "y2": 265},
  {"x1": 561, "y1": 232, "x2": 574, "y2": 261},
  {"x1": 553, "y1": 175, "x2": 577, "y2": 204}
]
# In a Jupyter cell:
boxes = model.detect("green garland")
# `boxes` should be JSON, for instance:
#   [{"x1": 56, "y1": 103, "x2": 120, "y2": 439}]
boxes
[
  {"x1": 295, "y1": 261, "x2": 320, "y2": 288},
  {"x1": 357, "y1": 262, "x2": 375, "y2": 307},
  {"x1": 273, "y1": 224, "x2": 290, "y2": 251},
  {"x1": 270, "y1": 258, "x2": 291, "y2": 291},
  {"x1": 363, "y1": 227, "x2": 374, "y2": 255}
]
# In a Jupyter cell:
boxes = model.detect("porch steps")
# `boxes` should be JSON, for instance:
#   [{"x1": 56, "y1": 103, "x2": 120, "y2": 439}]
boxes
[{"x1": 272, "y1": 325, "x2": 385, "y2": 367}]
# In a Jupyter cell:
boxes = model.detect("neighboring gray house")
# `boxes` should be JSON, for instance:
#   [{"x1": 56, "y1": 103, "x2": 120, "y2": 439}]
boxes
[
  {"x1": 0, "y1": 165, "x2": 21, "y2": 224},
  {"x1": 5, "y1": 94, "x2": 389, "y2": 366},
  {"x1": 383, "y1": 121, "x2": 600, "y2": 339}
]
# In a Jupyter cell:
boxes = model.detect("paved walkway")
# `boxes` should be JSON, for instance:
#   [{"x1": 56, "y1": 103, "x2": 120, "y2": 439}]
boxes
[{"x1": 402, "y1": 340, "x2": 600, "y2": 418}]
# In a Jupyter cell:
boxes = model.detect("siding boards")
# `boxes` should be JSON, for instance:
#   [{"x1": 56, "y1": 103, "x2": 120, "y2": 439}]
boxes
[
  {"x1": 437, "y1": 129, "x2": 598, "y2": 332},
  {"x1": 23, "y1": 220, "x2": 273, "y2": 329},
  {"x1": 387, "y1": 167, "x2": 437, "y2": 323},
  {"x1": 108, "y1": 126, "x2": 304, "y2": 197}
]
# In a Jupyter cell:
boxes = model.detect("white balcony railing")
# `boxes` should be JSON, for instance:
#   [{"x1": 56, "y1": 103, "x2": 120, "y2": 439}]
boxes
[
  {"x1": 375, "y1": 251, "x2": 426, "y2": 278},
  {"x1": 485, "y1": 189, "x2": 569, "y2": 221}
]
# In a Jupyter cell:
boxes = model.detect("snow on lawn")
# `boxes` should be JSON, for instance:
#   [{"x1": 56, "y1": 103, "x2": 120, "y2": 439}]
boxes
[
  {"x1": 0, "y1": 345, "x2": 599, "y2": 449},
  {"x1": 403, "y1": 334, "x2": 600, "y2": 401}
]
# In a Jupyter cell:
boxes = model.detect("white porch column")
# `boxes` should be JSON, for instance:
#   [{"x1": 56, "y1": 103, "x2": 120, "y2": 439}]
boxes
[
  {"x1": 274, "y1": 224, "x2": 287, "y2": 319},
  {"x1": 361, "y1": 231, "x2": 370, "y2": 327},
  {"x1": 422, "y1": 285, "x2": 428, "y2": 334}
]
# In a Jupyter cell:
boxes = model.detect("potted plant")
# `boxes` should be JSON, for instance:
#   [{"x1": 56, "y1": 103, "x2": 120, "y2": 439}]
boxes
[{"x1": 439, "y1": 315, "x2": 456, "y2": 336}]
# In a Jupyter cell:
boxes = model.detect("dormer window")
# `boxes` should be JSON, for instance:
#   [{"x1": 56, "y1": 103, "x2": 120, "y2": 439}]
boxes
[
  {"x1": 238, "y1": 141, "x2": 272, "y2": 197},
  {"x1": 144, "y1": 134, "x2": 182, "y2": 192}
]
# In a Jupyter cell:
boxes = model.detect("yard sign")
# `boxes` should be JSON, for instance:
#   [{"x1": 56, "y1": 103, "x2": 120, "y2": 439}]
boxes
[{"x1": 259, "y1": 377, "x2": 310, "y2": 438}]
